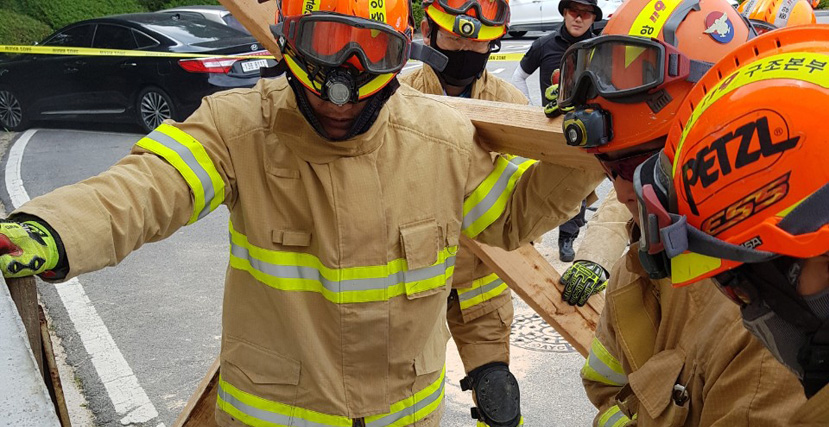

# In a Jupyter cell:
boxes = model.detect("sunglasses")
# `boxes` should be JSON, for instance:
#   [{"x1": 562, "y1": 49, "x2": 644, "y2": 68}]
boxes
[
  {"x1": 596, "y1": 148, "x2": 661, "y2": 181},
  {"x1": 565, "y1": 7, "x2": 595, "y2": 19}
]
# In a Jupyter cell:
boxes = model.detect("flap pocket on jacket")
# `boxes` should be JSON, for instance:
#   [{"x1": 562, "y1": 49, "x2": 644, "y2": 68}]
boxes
[
  {"x1": 267, "y1": 167, "x2": 300, "y2": 179},
  {"x1": 222, "y1": 336, "x2": 301, "y2": 387},
  {"x1": 272, "y1": 229, "x2": 312, "y2": 247},
  {"x1": 400, "y1": 219, "x2": 438, "y2": 271},
  {"x1": 628, "y1": 349, "x2": 686, "y2": 420}
]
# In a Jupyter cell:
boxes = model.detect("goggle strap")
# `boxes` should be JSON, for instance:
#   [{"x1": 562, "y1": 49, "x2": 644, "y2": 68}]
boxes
[
  {"x1": 778, "y1": 183, "x2": 829, "y2": 235},
  {"x1": 663, "y1": 212, "x2": 778, "y2": 263},
  {"x1": 410, "y1": 42, "x2": 449, "y2": 73},
  {"x1": 663, "y1": 0, "x2": 701, "y2": 47},
  {"x1": 687, "y1": 60, "x2": 713, "y2": 83},
  {"x1": 271, "y1": 23, "x2": 284, "y2": 39}
]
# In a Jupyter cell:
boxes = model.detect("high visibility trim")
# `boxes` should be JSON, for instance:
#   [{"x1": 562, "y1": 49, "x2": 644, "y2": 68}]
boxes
[
  {"x1": 229, "y1": 222, "x2": 456, "y2": 304},
  {"x1": 457, "y1": 273, "x2": 508, "y2": 310},
  {"x1": 284, "y1": 52, "x2": 396, "y2": 100},
  {"x1": 462, "y1": 155, "x2": 536, "y2": 238},
  {"x1": 598, "y1": 405, "x2": 631, "y2": 427},
  {"x1": 136, "y1": 124, "x2": 225, "y2": 224},
  {"x1": 581, "y1": 338, "x2": 627, "y2": 386},
  {"x1": 425, "y1": 7, "x2": 507, "y2": 41},
  {"x1": 217, "y1": 368, "x2": 446, "y2": 427}
]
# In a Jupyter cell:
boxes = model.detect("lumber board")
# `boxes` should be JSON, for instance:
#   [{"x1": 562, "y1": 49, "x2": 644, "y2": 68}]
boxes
[
  {"x1": 461, "y1": 236, "x2": 603, "y2": 358},
  {"x1": 39, "y1": 306, "x2": 71, "y2": 427},
  {"x1": 7, "y1": 276, "x2": 43, "y2": 375},
  {"x1": 173, "y1": 357, "x2": 221, "y2": 427},
  {"x1": 218, "y1": 0, "x2": 282, "y2": 61}
]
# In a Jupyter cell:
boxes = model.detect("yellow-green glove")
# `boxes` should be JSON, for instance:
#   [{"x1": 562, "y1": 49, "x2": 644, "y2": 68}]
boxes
[
  {"x1": 560, "y1": 260, "x2": 608, "y2": 306},
  {"x1": 543, "y1": 84, "x2": 574, "y2": 118},
  {"x1": 0, "y1": 220, "x2": 60, "y2": 278}
]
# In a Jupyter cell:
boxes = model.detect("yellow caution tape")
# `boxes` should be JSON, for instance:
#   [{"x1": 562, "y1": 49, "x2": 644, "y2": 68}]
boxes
[
  {"x1": 0, "y1": 44, "x2": 274, "y2": 59},
  {"x1": 0, "y1": 45, "x2": 525, "y2": 62}
]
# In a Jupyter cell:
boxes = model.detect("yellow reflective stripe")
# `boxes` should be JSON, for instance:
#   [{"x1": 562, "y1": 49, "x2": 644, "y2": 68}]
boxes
[
  {"x1": 135, "y1": 123, "x2": 225, "y2": 224},
  {"x1": 219, "y1": 368, "x2": 445, "y2": 427},
  {"x1": 628, "y1": 0, "x2": 684, "y2": 37},
  {"x1": 369, "y1": 0, "x2": 388, "y2": 23},
  {"x1": 425, "y1": 7, "x2": 506, "y2": 41},
  {"x1": 229, "y1": 222, "x2": 456, "y2": 304},
  {"x1": 218, "y1": 375, "x2": 352, "y2": 426},
  {"x1": 581, "y1": 338, "x2": 627, "y2": 386},
  {"x1": 457, "y1": 273, "x2": 508, "y2": 310},
  {"x1": 598, "y1": 405, "x2": 631, "y2": 427},
  {"x1": 670, "y1": 251, "x2": 722, "y2": 284},
  {"x1": 673, "y1": 52, "x2": 829, "y2": 176},
  {"x1": 462, "y1": 156, "x2": 536, "y2": 238}
]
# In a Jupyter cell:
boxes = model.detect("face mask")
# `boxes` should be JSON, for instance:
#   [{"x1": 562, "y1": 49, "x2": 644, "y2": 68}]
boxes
[{"x1": 430, "y1": 25, "x2": 490, "y2": 87}]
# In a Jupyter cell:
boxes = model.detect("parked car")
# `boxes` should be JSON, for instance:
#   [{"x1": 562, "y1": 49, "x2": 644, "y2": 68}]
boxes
[
  {"x1": 507, "y1": 0, "x2": 625, "y2": 37},
  {"x1": 157, "y1": 5, "x2": 250, "y2": 34},
  {"x1": 0, "y1": 12, "x2": 275, "y2": 132}
]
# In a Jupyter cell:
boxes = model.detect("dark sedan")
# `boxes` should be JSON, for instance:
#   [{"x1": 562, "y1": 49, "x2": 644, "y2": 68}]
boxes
[{"x1": 0, "y1": 12, "x2": 275, "y2": 132}]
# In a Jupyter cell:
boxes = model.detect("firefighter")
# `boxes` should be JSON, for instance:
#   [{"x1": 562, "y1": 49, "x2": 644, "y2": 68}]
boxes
[
  {"x1": 400, "y1": 1, "x2": 526, "y2": 425},
  {"x1": 633, "y1": 25, "x2": 829, "y2": 424},
  {"x1": 0, "y1": 0, "x2": 604, "y2": 426},
  {"x1": 738, "y1": 0, "x2": 816, "y2": 34},
  {"x1": 556, "y1": 0, "x2": 807, "y2": 424}
]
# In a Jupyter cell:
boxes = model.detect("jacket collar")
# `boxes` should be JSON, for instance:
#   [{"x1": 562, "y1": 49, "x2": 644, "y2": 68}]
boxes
[{"x1": 270, "y1": 82, "x2": 389, "y2": 164}]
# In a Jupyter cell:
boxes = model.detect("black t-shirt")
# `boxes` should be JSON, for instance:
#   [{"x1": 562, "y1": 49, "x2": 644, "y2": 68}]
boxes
[{"x1": 519, "y1": 23, "x2": 594, "y2": 100}]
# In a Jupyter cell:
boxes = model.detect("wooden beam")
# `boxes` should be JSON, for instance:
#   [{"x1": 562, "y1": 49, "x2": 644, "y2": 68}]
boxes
[
  {"x1": 7, "y1": 276, "x2": 43, "y2": 375},
  {"x1": 424, "y1": 96, "x2": 604, "y2": 174},
  {"x1": 39, "y1": 306, "x2": 71, "y2": 427},
  {"x1": 461, "y1": 237, "x2": 602, "y2": 358},
  {"x1": 218, "y1": 0, "x2": 282, "y2": 61},
  {"x1": 173, "y1": 357, "x2": 220, "y2": 427}
]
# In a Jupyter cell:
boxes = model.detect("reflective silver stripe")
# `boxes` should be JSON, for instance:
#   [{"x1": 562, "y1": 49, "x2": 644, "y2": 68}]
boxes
[
  {"x1": 230, "y1": 242, "x2": 456, "y2": 294},
  {"x1": 146, "y1": 129, "x2": 216, "y2": 220},
  {"x1": 600, "y1": 407, "x2": 629, "y2": 427},
  {"x1": 218, "y1": 385, "x2": 332, "y2": 427},
  {"x1": 740, "y1": 0, "x2": 759, "y2": 17},
  {"x1": 587, "y1": 351, "x2": 628, "y2": 386},
  {"x1": 773, "y1": 0, "x2": 798, "y2": 27},
  {"x1": 462, "y1": 157, "x2": 528, "y2": 231},
  {"x1": 458, "y1": 278, "x2": 505, "y2": 303},
  {"x1": 366, "y1": 377, "x2": 445, "y2": 427}
]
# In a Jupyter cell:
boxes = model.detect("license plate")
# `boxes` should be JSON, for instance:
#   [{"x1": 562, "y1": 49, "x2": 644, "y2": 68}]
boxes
[{"x1": 241, "y1": 59, "x2": 268, "y2": 73}]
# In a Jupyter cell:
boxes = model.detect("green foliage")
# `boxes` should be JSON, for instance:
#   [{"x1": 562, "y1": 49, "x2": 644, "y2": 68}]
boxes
[
  {"x1": 819, "y1": 0, "x2": 828, "y2": 9},
  {"x1": 0, "y1": 8, "x2": 53, "y2": 45},
  {"x1": 20, "y1": 0, "x2": 146, "y2": 30},
  {"x1": 412, "y1": 0, "x2": 425, "y2": 29}
]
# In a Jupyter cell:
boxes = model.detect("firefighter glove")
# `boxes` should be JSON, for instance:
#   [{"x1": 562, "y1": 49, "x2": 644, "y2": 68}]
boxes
[
  {"x1": 0, "y1": 219, "x2": 61, "y2": 278},
  {"x1": 543, "y1": 84, "x2": 574, "y2": 118},
  {"x1": 460, "y1": 362, "x2": 522, "y2": 427},
  {"x1": 561, "y1": 260, "x2": 608, "y2": 306}
]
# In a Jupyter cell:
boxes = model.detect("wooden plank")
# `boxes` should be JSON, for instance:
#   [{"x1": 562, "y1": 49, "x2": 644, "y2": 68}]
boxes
[
  {"x1": 173, "y1": 357, "x2": 220, "y2": 427},
  {"x1": 219, "y1": 0, "x2": 282, "y2": 61},
  {"x1": 461, "y1": 236, "x2": 602, "y2": 357},
  {"x1": 424, "y1": 96, "x2": 605, "y2": 174},
  {"x1": 39, "y1": 305, "x2": 72, "y2": 427},
  {"x1": 7, "y1": 276, "x2": 43, "y2": 375}
]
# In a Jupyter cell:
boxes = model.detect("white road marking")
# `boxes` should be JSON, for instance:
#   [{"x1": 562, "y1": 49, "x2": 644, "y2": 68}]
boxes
[
  {"x1": 6, "y1": 129, "x2": 159, "y2": 425},
  {"x1": 492, "y1": 68, "x2": 505, "y2": 74}
]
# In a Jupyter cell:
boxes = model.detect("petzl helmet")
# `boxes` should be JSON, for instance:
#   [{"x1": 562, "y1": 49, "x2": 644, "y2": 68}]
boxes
[
  {"x1": 558, "y1": 0, "x2": 752, "y2": 153},
  {"x1": 422, "y1": 0, "x2": 510, "y2": 41},
  {"x1": 739, "y1": 0, "x2": 816, "y2": 34},
  {"x1": 633, "y1": 25, "x2": 829, "y2": 286},
  {"x1": 274, "y1": 0, "x2": 415, "y2": 103}
]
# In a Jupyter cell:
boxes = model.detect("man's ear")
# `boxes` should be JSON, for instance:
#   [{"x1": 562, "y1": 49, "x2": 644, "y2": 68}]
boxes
[{"x1": 421, "y1": 18, "x2": 431, "y2": 46}]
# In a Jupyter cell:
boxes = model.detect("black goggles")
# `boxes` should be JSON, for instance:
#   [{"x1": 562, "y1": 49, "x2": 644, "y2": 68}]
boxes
[
  {"x1": 559, "y1": 35, "x2": 706, "y2": 107},
  {"x1": 435, "y1": 0, "x2": 510, "y2": 27},
  {"x1": 277, "y1": 13, "x2": 410, "y2": 74}
]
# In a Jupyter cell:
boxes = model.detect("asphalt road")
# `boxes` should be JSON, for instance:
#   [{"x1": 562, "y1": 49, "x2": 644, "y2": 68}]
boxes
[{"x1": 0, "y1": 34, "x2": 606, "y2": 427}]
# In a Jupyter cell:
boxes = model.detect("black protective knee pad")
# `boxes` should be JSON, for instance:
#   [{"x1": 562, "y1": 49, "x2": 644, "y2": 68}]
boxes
[{"x1": 460, "y1": 362, "x2": 521, "y2": 427}]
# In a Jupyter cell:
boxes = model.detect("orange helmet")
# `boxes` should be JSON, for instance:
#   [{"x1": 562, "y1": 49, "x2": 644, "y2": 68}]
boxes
[
  {"x1": 633, "y1": 25, "x2": 829, "y2": 286},
  {"x1": 274, "y1": 0, "x2": 414, "y2": 103},
  {"x1": 558, "y1": 0, "x2": 752, "y2": 153},
  {"x1": 422, "y1": 0, "x2": 510, "y2": 41},
  {"x1": 739, "y1": 0, "x2": 816, "y2": 34}
]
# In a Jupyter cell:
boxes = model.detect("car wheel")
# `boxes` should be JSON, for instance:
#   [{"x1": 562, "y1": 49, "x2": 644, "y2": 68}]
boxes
[
  {"x1": 0, "y1": 87, "x2": 30, "y2": 132},
  {"x1": 137, "y1": 87, "x2": 175, "y2": 133},
  {"x1": 508, "y1": 31, "x2": 528, "y2": 38}
]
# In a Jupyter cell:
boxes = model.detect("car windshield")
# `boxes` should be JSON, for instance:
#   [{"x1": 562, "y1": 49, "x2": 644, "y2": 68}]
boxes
[{"x1": 140, "y1": 16, "x2": 250, "y2": 45}]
